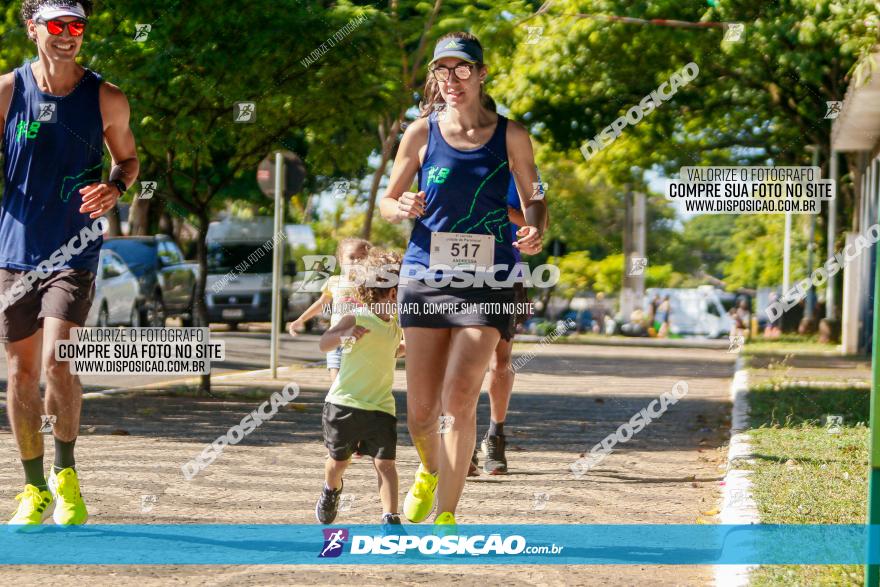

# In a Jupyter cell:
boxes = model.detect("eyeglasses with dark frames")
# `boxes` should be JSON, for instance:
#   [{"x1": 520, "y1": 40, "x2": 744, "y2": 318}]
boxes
[{"x1": 431, "y1": 63, "x2": 475, "y2": 82}]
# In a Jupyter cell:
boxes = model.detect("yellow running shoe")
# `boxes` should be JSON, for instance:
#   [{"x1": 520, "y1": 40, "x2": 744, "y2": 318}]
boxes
[
  {"x1": 48, "y1": 468, "x2": 88, "y2": 525},
  {"x1": 403, "y1": 464, "x2": 438, "y2": 523},
  {"x1": 8, "y1": 484, "x2": 53, "y2": 526},
  {"x1": 433, "y1": 511, "x2": 457, "y2": 536}
]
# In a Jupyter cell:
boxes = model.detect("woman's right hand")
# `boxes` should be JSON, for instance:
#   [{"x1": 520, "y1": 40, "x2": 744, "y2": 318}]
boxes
[{"x1": 396, "y1": 191, "x2": 426, "y2": 221}]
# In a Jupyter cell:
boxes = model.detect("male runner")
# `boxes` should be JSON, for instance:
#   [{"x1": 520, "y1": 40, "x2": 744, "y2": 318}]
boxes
[
  {"x1": 471, "y1": 172, "x2": 547, "y2": 475},
  {"x1": 0, "y1": 0, "x2": 139, "y2": 525}
]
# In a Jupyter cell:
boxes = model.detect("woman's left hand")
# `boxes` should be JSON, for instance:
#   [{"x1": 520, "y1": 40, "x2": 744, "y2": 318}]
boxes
[{"x1": 513, "y1": 225, "x2": 543, "y2": 255}]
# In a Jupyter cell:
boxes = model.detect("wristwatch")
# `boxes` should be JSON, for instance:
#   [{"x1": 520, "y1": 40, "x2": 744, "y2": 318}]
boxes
[{"x1": 110, "y1": 179, "x2": 128, "y2": 196}]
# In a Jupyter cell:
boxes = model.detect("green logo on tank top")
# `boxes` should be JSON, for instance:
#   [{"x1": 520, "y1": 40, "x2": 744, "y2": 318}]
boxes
[
  {"x1": 426, "y1": 166, "x2": 451, "y2": 185},
  {"x1": 60, "y1": 162, "x2": 103, "y2": 203},
  {"x1": 15, "y1": 120, "x2": 41, "y2": 142},
  {"x1": 449, "y1": 161, "x2": 510, "y2": 242}
]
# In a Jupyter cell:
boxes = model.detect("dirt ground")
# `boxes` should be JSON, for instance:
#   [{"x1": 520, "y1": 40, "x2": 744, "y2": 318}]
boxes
[{"x1": 0, "y1": 343, "x2": 736, "y2": 586}]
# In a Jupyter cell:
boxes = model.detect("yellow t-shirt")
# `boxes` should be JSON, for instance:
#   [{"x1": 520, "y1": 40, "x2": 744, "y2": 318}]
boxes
[
  {"x1": 325, "y1": 308, "x2": 402, "y2": 416},
  {"x1": 322, "y1": 275, "x2": 361, "y2": 326}
]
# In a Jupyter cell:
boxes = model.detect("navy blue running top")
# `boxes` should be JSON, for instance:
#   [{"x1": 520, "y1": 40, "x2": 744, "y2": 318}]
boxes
[
  {"x1": 1, "y1": 62, "x2": 104, "y2": 273},
  {"x1": 402, "y1": 111, "x2": 517, "y2": 281}
]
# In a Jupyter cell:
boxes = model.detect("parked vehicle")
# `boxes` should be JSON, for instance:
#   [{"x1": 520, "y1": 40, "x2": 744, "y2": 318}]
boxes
[
  {"x1": 85, "y1": 249, "x2": 141, "y2": 327},
  {"x1": 644, "y1": 286, "x2": 735, "y2": 338},
  {"x1": 205, "y1": 218, "x2": 316, "y2": 329},
  {"x1": 103, "y1": 235, "x2": 198, "y2": 327},
  {"x1": 560, "y1": 309, "x2": 593, "y2": 333}
]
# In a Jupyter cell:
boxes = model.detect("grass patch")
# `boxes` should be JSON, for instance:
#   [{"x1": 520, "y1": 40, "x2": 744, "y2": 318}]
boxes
[
  {"x1": 746, "y1": 383, "x2": 869, "y2": 586},
  {"x1": 744, "y1": 334, "x2": 839, "y2": 356},
  {"x1": 748, "y1": 383, "x2": 870, "y2": 428}
]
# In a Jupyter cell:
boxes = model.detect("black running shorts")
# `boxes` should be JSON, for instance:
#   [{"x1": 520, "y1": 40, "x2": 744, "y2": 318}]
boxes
[
  {"x1": 322, "y1": 402, "x2": 397, "y2": 461},
  {"x1": 397, "y1": 279, "x2": 516, "y2": 341}
]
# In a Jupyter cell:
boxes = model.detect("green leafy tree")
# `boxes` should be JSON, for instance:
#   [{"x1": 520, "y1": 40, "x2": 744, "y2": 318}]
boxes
[
  {"x1": 488, "y1": 0, "x2": 877, "y2": 291},
  {"x1": 1, "y1": 1, "x2": 400, "y2": 393},
  {"x1": 549, "y1": 250, "x2": 595, "y2": 299},
  {"x1": 680, "y1": 214, "x2": 740, "y2": 278},
  {"x1": 723, "y1": 214, "x2": 809, "y2": 290}
]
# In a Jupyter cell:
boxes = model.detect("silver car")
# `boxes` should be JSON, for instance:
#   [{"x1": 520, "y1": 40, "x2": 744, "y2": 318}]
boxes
[{"x1": 85, "y1": 249, "x2": 142, "y2": 327}]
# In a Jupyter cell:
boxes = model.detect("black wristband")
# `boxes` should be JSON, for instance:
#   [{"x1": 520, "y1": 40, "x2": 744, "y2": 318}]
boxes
[{"x1": 111, "y1": 179, "x2": 128, "y2": 196}]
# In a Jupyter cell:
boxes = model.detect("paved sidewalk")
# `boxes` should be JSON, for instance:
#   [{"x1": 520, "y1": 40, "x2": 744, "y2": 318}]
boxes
[{"x1": 0, "y1": 342, "x2": 737, "y2": 586}]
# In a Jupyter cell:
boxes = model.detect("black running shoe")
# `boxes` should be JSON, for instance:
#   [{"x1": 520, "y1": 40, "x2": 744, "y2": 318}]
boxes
[
  {"x1": 381, "y1": 513, "x2": 406, "y2": 536},
  {"x1": 467, "y1": 447, "x2": 479, "y2": 477},
  {"x1": 315, "y1": 482, "x2": 342, "y2": 524},
  {"x1": 481, "y1": 434, "x2": 507, "y2": 475}
]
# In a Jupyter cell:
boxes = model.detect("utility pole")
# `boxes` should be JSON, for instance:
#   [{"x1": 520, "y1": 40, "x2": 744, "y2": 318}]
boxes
[
  {"x1": 804, "y1": 146, "x2": 820, "y2": 327},
  {"x1": 621, "y1": 189, "x2": 646, "y2": 318},
  {"x1": 783, "y1": 211, "x2": 792, "y2": 295},
  {"x1": 827, "y1": 149, "x2": 838, "y2": 320}
]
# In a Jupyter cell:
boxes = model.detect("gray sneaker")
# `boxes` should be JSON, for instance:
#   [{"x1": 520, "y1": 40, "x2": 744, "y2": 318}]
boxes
[
  {"x1": 481, "y1": 434, "x2": 507, "y2": 475},
  {"x1": 315, "y1": 482, "x2": 342, "y2": 524}
]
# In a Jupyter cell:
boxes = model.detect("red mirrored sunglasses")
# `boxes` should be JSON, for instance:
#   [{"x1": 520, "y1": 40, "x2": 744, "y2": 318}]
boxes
[{"x1": 36, "y1": 18, "x2": 87, "y2": 37}]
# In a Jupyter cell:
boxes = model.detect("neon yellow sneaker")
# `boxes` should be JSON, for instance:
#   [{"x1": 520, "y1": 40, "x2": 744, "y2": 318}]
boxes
[
  {"x1": 403, "y1": 464, "x2": 438, "y2": 523},
  {"x1": 48, "y1": 468, "x2": 88, "y2": 525},
  {"x1": 433, "y1": 511, "x2": 457, "y2": 536},
  {"x1": 8, "y1": 484, "x2": 53, "y2": 526}
]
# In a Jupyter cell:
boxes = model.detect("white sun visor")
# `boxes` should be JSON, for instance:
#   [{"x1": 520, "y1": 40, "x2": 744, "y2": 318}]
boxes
[{"x1": 34, "y1": 3, "x2": 88, "y2": 21}]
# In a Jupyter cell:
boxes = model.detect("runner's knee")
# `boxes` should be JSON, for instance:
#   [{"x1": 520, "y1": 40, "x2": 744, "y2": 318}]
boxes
[
  {"x1": 407, "y1": 400, "x2": 441, "y2": 431},
  {"x1": 490, "y1": 345, "x2": 513, "y2": 373},
  {"x1": 8, "y1": 364, "x2": 40, "y2": 391},
  {"x1": 373, "y1": 458, "x2": 396, "y2": 474},
  {"x1": 442, "y1": 379, "x2": 481, "y2": 414},
  {"x1": 44, "y1": 357, "x2": 75, "y2": 386}
]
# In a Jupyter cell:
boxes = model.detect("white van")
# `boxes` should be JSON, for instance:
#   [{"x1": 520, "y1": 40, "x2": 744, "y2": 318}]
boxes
[{"x1": 645, "y1": 286, "x2": 735, "y2": 338}]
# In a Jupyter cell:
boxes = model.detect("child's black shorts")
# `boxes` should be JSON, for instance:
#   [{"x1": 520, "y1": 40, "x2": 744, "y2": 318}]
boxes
[{"x1": 322, "y1": 402, "x2": 397, "y2": 461}]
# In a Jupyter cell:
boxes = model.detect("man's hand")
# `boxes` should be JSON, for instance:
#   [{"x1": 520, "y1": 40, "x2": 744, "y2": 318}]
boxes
[
  {"x1": 513, "y1": 225, "x2": 543, "y2": 255},
  {"x1": 79, "y1": 182, "x2": 122, "y2": 219}
]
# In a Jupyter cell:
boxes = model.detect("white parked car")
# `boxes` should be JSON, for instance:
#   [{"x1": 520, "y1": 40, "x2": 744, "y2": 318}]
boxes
[{"x1": 85, "y1": 249, "x2": 142, "y2": 327}]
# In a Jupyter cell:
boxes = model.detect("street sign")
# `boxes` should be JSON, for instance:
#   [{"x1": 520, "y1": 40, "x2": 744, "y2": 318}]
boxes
[{"x1": 257, "y1": 151, "x2": 306, "y2": 197}]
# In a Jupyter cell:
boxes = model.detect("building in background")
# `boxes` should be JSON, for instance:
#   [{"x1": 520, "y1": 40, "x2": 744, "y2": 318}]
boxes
[{"x1": 832, "y1": 48, "x2": 880, "y2": 355}]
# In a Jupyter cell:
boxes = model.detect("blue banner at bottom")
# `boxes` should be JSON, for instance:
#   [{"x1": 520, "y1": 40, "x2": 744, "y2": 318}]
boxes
[{"x1": 0, "y1": 525, "x2": 878, "y2": 565}]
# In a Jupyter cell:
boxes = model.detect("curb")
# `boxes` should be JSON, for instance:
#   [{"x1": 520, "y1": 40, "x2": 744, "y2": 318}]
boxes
[
  {"x1": 538, "y1": 335, "x2": 729, "y2": 350},
  {"x1": 713, "y1": 355, "x2": 760, "y2": 587}
]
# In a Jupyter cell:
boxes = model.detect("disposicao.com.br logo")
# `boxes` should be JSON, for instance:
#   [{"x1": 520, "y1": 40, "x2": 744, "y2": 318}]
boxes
[{"x1": 318, "y1": 529, "x2": 564, "y2": 557}]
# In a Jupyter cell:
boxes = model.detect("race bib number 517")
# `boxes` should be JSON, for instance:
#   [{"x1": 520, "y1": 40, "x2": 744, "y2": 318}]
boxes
[{"x1": 429, "y1": 232, "x2": 494, "y2": 270}]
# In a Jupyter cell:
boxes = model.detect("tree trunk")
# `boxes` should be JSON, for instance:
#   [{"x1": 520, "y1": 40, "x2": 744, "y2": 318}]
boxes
[
  {"x1": 195, "y1": 214, "x2": 211, "y2": 395},
  {"x1": 128, "y1": 196, "x2": 151, "y2": 236},
  {"x1": 361, "y1": 118, "x2": 401, "y2": 240},
  {"x1": 158, "y1": 209, "x2": 174, "y2": 237},
  {"x1": 106, "y1": 205, "x2": 122, "y2": 236}
]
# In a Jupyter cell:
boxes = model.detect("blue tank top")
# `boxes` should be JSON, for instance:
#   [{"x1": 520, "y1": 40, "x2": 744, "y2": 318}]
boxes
[
  {"x1": 1, "y1": 62, "x2": 104, "y2": 273},
  {"x1": 402, "y1": 112, "x2": 516, "y2": 281},
  {"x1": 506, "y1": 175, "x2": 521, "y2": 263}
]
